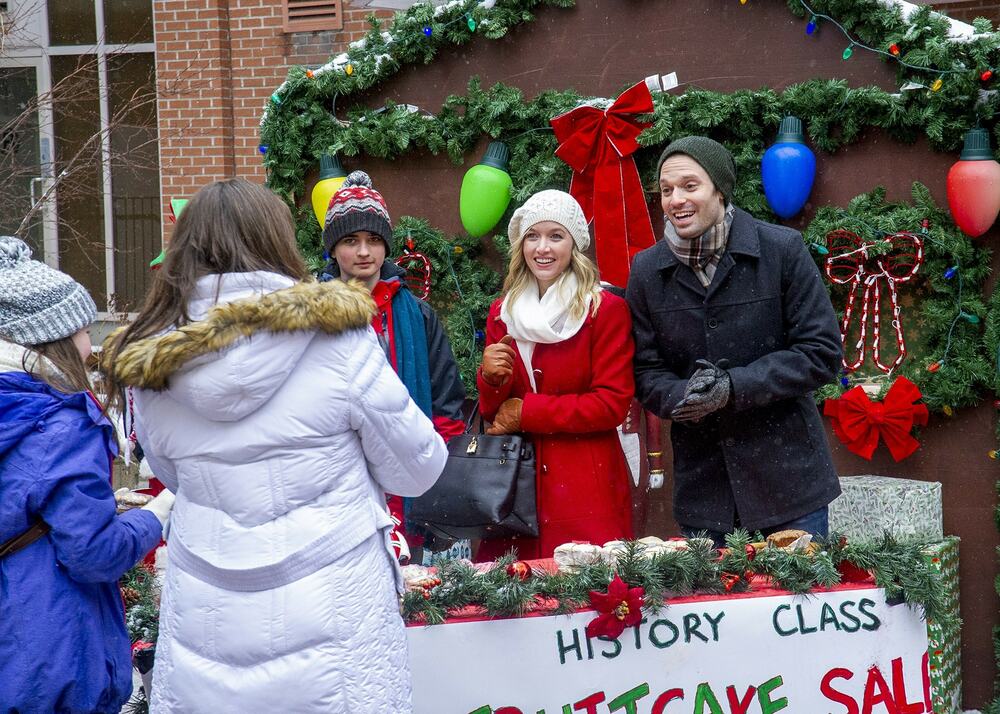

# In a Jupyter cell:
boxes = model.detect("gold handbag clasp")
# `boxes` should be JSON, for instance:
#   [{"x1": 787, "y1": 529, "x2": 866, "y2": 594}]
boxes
[{"x1": 466, "y1": 436, "x2": 478, "y2": 454}]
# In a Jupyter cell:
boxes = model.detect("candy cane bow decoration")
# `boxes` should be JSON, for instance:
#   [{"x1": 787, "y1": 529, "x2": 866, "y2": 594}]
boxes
[
  {"x1": 825, "y1": 229, "x2": 924, "y2": 373},
  {"x1": 394, "y1": 234, "x2": 432, "y2": 301}
]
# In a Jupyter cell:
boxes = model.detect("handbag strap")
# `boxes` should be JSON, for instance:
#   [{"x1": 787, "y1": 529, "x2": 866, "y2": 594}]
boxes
[
  {"x1": 465, "y1": 403, "x2": 486, "y2": 435},
  {"x1": 0, "y1": 520, "x2": 51, "y2": 560}
]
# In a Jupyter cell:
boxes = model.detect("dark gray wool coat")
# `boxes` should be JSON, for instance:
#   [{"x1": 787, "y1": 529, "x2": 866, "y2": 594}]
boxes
[{"x1": 625, "y1": 207, "x2": 843, "y2": 531}]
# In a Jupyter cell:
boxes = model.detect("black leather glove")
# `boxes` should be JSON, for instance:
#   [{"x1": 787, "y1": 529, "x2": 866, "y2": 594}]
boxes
[{"x1": 671, "y1": 359, "x2": 731, "y2": 423}]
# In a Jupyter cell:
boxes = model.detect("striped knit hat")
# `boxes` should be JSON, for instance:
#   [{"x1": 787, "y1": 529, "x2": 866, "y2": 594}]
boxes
[
  {"x1": 322, "y1": 171, "x2": 393, "y2": 256},
  {"x1": 0, "y1": 235, "x2": 97, "y2": 346}
]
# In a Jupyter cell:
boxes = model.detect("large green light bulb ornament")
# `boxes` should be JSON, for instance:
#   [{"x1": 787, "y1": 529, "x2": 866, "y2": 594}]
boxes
[
  {"x1": 460, "y1": 141, "x2": 512, "y2": 237},
  {"x1": 311, "y1": 154, "x2": 347, "y2": 229},
  {"x1": 150, "y1": 198, "x2": 189, "y2": 270}
]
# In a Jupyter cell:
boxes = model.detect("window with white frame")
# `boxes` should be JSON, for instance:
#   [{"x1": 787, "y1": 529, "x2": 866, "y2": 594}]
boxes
[{"x1": 0, "y1": 0, "x2": 160, "y2": 314}]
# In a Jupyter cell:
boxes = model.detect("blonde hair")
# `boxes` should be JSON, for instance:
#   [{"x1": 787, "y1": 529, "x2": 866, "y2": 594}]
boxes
[{"x1": 502, "y1": 236, "x2": 602, "y2": 320}]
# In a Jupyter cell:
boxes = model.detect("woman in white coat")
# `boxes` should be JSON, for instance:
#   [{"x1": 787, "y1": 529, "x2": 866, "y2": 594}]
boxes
[{"x1": 102, "y1": 178, "x2": 447, "y2": 713}]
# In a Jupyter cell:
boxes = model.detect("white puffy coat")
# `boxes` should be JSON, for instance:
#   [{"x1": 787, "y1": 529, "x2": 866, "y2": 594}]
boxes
[{"x1": 114, "y1": 272, "x2": 447, "y2": 713}]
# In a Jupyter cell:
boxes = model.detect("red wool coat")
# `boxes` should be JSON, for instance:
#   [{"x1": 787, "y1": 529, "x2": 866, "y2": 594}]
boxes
[{"x1": 475, "y1": 291, "x2": 636, "y2": 562}]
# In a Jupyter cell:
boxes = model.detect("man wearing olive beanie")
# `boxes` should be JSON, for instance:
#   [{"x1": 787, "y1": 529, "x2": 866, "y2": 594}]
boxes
[{"x1": 626, "y1": 135, "x2": 843, "y2": 547}]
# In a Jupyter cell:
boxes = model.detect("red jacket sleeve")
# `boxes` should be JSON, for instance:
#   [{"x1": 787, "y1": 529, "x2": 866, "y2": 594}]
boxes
[
  {"x1": 520, "y1": 294, "x2": 636, "y2": 434},
  {"x1": 476, "y1": 300, "x2": 514, "y2": 421},
  {"x1": 432, "y1": 415, "x2": 466, "y2": 442}
]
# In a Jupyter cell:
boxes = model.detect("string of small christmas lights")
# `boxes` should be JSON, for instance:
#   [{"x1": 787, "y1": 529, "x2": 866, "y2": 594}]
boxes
[
  {"x1": 264, "y1": 0, "x2": 496, "y2": 121},
  {"x1": 796, "y1": 0, "x2": 972, "y2": 92}
]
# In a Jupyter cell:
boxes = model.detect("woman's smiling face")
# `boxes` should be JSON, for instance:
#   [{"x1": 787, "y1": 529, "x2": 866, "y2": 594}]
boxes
[{"x1": 522, "y1": 221, "x2": 573, "y2": 294}]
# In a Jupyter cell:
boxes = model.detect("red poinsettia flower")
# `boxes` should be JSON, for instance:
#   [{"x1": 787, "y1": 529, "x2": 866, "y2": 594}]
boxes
[{"x1": 585, "y1": 574, "x2": 645, "y2": 639}]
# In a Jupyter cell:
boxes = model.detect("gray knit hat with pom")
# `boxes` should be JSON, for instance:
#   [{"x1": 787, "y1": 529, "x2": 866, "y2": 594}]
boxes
[{"x1": 0, "y1": 236, "x2": 97, "y2": 346}]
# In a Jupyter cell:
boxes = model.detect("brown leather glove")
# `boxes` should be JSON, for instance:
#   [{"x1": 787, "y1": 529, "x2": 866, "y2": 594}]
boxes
[
  {"x1": 481, "y1": 335, "x2": 516, "y2": 387},
  {"x1": 486, "y1": 398, "x2": 523, "y2": 435}
]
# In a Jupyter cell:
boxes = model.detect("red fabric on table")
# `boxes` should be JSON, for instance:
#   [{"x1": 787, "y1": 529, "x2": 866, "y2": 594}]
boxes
[{"x1": 136, "y1": 479, "x2": 166, "y2": 566}]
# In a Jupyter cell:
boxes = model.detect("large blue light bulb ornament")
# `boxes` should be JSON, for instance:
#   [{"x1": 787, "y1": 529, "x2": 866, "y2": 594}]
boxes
[{"x1": 761, "y1": 115, "x2": 816, "y2": 219}]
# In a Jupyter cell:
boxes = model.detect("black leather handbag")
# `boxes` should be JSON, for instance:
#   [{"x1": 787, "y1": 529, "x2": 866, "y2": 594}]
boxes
[{"x1": 409, "y1": 409, "x2": 538, "y2": 541}]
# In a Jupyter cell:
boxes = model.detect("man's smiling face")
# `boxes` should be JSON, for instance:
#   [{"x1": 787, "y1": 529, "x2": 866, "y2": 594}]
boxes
[{"x1": 659, "y1": 154, "x2": 726, "y2": 239}]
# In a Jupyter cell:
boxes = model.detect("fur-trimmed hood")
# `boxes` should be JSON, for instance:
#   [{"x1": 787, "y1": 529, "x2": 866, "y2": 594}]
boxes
[{"x1": 104, "y1": 272, "x2": 375, "y2": 422}]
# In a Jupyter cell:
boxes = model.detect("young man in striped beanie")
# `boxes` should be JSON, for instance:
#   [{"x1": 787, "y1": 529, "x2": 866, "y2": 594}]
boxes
[{"x1": 319, "y1": 171, "x2": 466, "y2": 564}]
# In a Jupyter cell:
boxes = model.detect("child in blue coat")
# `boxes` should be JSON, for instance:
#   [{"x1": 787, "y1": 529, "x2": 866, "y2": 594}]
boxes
[{"x1": 0, "y1": 236, "x2": 173, "y2": 714}]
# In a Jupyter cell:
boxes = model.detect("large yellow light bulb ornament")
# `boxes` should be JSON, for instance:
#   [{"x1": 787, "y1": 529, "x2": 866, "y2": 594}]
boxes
[
  {"x1": 460, "y1": 141, "x2": 513, "y2": 237},
  {"x1": 311, "y1": 154, "x2": 347, "y2": 229}
]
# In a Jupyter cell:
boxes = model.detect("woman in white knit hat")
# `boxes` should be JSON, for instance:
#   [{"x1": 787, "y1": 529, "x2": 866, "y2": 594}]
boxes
[
  {"x1": 475, "y1": 190, "x2": 636, "y2": 561},
  {"x1": 0, "y1": 236, "x2": 173, "y2": 714}
]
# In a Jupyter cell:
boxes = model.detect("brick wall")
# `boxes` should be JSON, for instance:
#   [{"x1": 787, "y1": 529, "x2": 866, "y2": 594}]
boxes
[
  {"x1": 153, "y1": 0, "x2": 238, "y2": 239},
  {"x1": 153, "y1": 0, "x2": 391, "y2": 243}
]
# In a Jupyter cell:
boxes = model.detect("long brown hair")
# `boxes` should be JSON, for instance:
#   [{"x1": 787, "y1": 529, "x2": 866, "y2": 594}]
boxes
[
  {"x1": 102, "y1": 178, "x2": 309, "y2": 407},
  {"x1": 24, "y1": 336, "x2": 92, "y2": 395}
]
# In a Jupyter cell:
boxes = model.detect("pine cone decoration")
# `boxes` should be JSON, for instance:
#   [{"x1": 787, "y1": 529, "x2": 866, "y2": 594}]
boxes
[{"x1": 121, "y1": 586, "x2": 141, "y2": 607}]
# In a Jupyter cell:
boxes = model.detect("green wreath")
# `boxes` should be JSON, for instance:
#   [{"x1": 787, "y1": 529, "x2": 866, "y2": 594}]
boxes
[{"x1": 804, "y1": 183, "x2": 990, "y2": 411}]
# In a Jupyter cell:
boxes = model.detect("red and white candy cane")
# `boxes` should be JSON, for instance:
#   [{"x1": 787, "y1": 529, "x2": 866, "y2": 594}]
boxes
[
  {"x1": 825, "y1": 229, "x2": 923, "y2": 373},
  {"x1": 394, "y1": 234, "x2": 432, "y2": 301}
]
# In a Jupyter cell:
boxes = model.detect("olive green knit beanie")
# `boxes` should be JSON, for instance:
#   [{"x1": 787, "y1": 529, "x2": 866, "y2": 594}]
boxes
[{"x1": 656, "y1": 136, "x2": 737, "y2": 204}]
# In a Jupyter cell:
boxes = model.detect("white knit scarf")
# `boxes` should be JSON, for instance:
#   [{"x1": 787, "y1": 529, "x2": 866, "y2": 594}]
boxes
[{"x1": 500, "y1": 272, "x2": 594, "y2": 392}]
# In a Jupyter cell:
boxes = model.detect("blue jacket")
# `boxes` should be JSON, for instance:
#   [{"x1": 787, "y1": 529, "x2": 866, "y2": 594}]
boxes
[{"x1": 0, "y1": 367, "x2": 162, "y2": 714}]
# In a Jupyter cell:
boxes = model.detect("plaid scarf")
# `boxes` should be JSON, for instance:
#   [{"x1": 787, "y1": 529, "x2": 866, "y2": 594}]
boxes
[{"x1": 664, "y1": 204, "x2": 735, "y2": 287}]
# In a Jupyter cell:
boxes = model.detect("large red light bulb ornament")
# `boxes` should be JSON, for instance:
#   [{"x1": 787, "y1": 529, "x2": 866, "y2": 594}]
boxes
[{"x1": 946, "y1": 128, "x2": 1000, "y2": 238}]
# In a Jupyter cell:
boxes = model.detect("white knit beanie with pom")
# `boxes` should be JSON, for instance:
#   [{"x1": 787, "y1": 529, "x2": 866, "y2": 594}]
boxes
[
  {"x1": 507, "y1": 190, "x2": 591, "y2": 251},
  {"x1": 0, "y1": 236, "x2": 97, "y2": 346}
]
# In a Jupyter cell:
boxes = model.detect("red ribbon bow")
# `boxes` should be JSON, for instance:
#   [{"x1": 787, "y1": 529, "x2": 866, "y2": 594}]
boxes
[
  {"x1": 823, "y1": 377, "x2": 929, "y2": 462},
  {"x1": 550, "y1": 82, "x2": 656, "y2": 287}
]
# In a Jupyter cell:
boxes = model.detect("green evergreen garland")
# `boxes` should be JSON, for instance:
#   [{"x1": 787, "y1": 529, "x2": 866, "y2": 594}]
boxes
[
  {"x1": 261, "y1": 0, "x2": 1000, "y2": 216},
  {"x1": 261, "y1": 1, "x2": 999, "y2": 408},
  {"x1": 113, "y1": 534, "x2": 954, "y2": 660},
  {"x1": 122, "y1": 562, "x2": 160, "y2": 645},
  {"x1": 401, "y1": 532, "x2": 955, "y2": 629}
]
